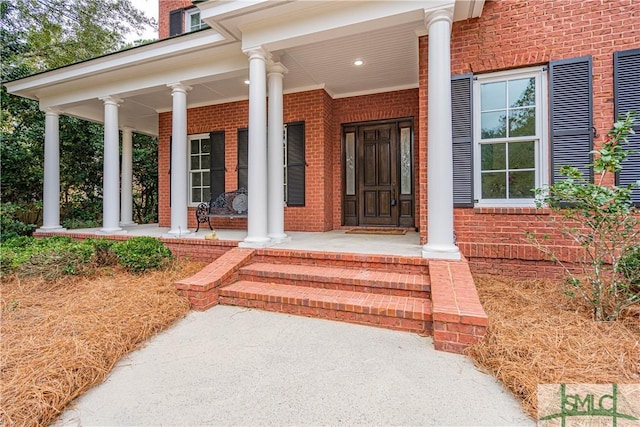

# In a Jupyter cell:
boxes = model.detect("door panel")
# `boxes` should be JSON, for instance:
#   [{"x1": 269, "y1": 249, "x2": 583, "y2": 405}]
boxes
[
  {"x1": 342, "y1": 120, "x2": 414, "y2": 227},
  {"x1": 358, "y1": 124, "x2": 397, "y2": 226}
]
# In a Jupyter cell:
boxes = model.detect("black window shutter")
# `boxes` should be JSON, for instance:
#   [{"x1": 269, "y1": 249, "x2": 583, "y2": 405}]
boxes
[
  {"x1": 286, "y1": 121, "x2": 306, "y2": 206},
  {"x1": 237, "y1": 128, "x2": 248, "y2": 190},
  {"x1": 614, "y1": 48, "x2": 640, "y2": 206},
  {"x1": 169, "y1": 9, "x2": 183, "y2": 37},
  {"x1": 210, "y1": 131, "x2": 225, "y2": 202},
  {"x1": 549, "y1": 56, "x2": 593, "y2": 184},
  {"x1": 451, "y1": 73, "x2": 474, "y2": 207}
]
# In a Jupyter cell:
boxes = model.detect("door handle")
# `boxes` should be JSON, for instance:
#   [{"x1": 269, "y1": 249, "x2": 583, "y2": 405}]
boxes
[{"x1": 391, "y1": 189, "x2": 397, "y2": 206}]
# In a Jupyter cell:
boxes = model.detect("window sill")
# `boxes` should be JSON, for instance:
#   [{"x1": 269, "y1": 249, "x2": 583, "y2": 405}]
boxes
[{"x1": 473, "y1": 206, "x2": 551, "y2": 215}]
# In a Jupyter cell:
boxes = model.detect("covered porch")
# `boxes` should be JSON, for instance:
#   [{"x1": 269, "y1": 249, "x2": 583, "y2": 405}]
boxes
[
  {"x1": 5, "y1": 0, "x2": 487, "y2": 261},
  {"x1": 45, "y1": 224, "x2": 423, "y2": 257}
]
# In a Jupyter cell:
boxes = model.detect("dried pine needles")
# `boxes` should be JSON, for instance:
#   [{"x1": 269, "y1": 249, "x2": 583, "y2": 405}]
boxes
[
  {"x1": 466, "y1": 275, "x2": 640, "y2": 418},
  {"x1": 0, "y1": 261, "x2": 204, "y2": 426}
]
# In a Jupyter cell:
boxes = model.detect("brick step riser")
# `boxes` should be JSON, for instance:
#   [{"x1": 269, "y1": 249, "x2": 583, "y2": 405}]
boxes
[
  {"x1": 253, "y1": 253, "x2": 429, "y2": 275},
  {"x1": 218, "y1": 295, "x2": 432, "y2": 334},
  {"x1": 237, "y1": 271, "x2": 431, "y2": 299}
]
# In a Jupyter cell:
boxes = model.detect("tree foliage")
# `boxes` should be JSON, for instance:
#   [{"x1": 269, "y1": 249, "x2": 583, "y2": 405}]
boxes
[{"x1": 1, "y1": 0, "x2": 158, "y2": 231}]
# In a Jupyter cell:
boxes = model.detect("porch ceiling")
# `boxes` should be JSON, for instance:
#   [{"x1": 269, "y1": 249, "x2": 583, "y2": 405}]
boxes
[{"x1": 4, "y1": 0, "x2": 484, "y2": 137}]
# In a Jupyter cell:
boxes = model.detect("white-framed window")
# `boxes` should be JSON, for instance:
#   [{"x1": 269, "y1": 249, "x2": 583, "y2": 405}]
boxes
[
  {"x1": 186, "y1": 9, "x2": 207, "y2": 32},
  {"x1": 473, "y1": 67, "x2": 548, "y2": 206},
  {"x1": 189, "y1": 133, "x2": 211, "y2": 205}
]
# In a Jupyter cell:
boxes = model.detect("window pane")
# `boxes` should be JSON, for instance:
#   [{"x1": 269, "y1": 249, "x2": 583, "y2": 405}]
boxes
[
  {"x1": 203, "y1": 187, "x2": 211, "y2": 202},
  {"x1": 203, "y1": 171, "x2": 210, "y2": 184},
  {"x1": 509, "y1": 78, "x2": 535, "y2": 107},
  {"x1": 192, "y1": 172, "x2": 201, "y2": 186},
  {"x1": 509, "y1": 141, "x2": 535, "y2": 169},
  {"x1": 190, "y1": 140, "x2": 199, "y2": 154},
  {"x1": 508, "y1": 171, "x2": 535, "y2": 198},
  {"x1": 190, "y1": 155, "x2": 199, "y2": 170},
  {"x1": 509, "y1": 107, "x2": 536, "y2": 137},
  {"x1": 481, "y1": 81, "x2": 506, "y2": 111},
  {"x1": 201, "y1": 154, "x2": 210, "y2": 169},
  {"x1": 201, "y1": 138, "x2": 211, "y2": 154},
  {"x1": 481, "y1": 172, "x2": 506, "y2": 199},
  {"x1": 400, "y1": 127, "x2": 411, "y2": 195},
  {"x1": 192, "y1": 188, "x2": 201, "y2": 203},
  {"x1": 481, "y1": 111, "x2": 507, "y2": 139},
  {"x1": 345, "y1": 132, "x2": 355, "y2": 196},
  {"x1": 190, "y1": 12, "x2": 200, "y2": 28},
  {"x1": 481, "y1": 143, "x2": 506, "y2": 171}
]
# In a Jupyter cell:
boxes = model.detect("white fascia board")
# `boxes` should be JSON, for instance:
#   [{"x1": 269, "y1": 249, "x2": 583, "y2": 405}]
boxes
[
  {"x1": 453, "y1": 0, "x2": 485, "y2": 21},
  {"x1": 4, "y1": 30, "x2": 228, "y2": 100},
  {"x1": 239, "y1": 0, "x2": 453, "y2": 51},
  {"x1": 37, "y1": 43, "x2": 247, "y2": 109},
  {"x1": 198, "y1": 0, "x2": 284, "y2": 20}
]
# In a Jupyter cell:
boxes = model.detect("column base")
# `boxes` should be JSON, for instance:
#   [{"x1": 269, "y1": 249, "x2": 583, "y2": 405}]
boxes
[
  {"x1": 167, "y1": 227, "x2": 192, "y2": 237},
  {"x1": 268, "y1": 233, "x2": 290, "y2": 244},
  {"x1": 36, "y1": 226, "x2": 66, "y2": 233},
  {"x1": 98, "y1": 227, "x2": 126, "y2": 235},
  {"x1": 119, "y1": 221, "x2": 138, "y2": 227},
  {"x1": 239, "y1": 236, "x2": 273, "y2": 248},
  {"x1": 422, "y1": 243, "x2": 461, "y2": 260}
]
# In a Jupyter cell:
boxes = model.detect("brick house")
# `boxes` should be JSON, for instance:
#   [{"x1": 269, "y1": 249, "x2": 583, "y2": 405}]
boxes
[{"x1": 5, "y1": 0, "x2": 639, "y2": 270}]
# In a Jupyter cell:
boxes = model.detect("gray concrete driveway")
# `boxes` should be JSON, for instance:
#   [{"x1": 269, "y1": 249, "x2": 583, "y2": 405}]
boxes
[{"x1": 56, "y1": 305, "x2": 534, "y2": 426}]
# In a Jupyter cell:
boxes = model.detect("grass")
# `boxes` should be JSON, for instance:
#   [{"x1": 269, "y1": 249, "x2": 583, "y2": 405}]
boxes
[
  {"x1": 0, "y1": 260, "x2": 205, "y2": 427},
  {"x1": 466, "y1": 274, "x2": 640, "y2": 419}
]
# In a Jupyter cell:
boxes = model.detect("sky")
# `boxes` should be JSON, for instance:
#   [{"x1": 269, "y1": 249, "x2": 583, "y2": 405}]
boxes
[{"x1": 127, "y1": 0, "x2": 159, "y2": 42}]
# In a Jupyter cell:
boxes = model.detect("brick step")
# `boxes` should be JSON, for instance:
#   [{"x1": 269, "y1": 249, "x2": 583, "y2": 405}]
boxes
[
  {"x1": 254, "y1": 248, "x2": 430, "y2": 274},
  {"x1": 219, "y1": 280, "x2": 432, "y2": 334},
  {"x1": 239, "y1": 262, "x2": 430, "y2": 298}
]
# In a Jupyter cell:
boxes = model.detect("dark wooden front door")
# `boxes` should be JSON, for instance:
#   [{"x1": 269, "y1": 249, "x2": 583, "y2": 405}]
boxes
[
  {"x1": 359, "y1": 124, "x2": 396, "y2": 226},
  {"x1": 342, "y1": 119, "x2": 414, "y2": 227}
]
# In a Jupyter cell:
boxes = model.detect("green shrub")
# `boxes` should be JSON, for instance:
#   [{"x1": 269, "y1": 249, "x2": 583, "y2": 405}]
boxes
[
  {"x1": 84, "y1": 238, "x2": 118, "y2": 266},
  {"x1": 0, "y1": 203, "x2": 37, "y2": 241},
  {"x1": 1, "y1": 236, "x2": 95, "y2": 278},
  {"x1": 529, "y1": 112, "x2": 639, "y2": 321},
  {"x1": 111, "y1": 237, "x2": 172, "y2": 273},
  {"x1": 619, "y1": 245, "x2": 640, "y2": 290},
  {"x1": 10, "y1": 236, "x2": 95, "y2": 279}
]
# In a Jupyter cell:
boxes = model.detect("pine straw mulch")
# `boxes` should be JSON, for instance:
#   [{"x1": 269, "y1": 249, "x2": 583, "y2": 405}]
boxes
[
  {"x1": 465, "y1": 274, "x2": 640, "y2": 419},
  {"x1": 0, "y1": 260, "x2": 206, "y2": 427}
]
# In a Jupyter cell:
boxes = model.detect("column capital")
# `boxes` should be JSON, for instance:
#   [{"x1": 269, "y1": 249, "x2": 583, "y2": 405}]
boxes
[
  {"x1": 99, "y1": 96, "x2": 123, "y2": 106},
  {"x1": 122, "y1": 126, "x2": 134, "y2": 134},
  {"x1": 42, "y1": 107, "x2": 62, "y2": 116},
  {"x1": 425, "y1": 8, "x2": 453, "y2": 29},
  {"x1": 167, "y1": 82, "x2": 192, "y2": 93},
  {"x1": 244, "y1": 47, "x2": 271, "y2": 62},
  {"x1": 267, "y1": 62, "x2": 288, "y2": 76}
]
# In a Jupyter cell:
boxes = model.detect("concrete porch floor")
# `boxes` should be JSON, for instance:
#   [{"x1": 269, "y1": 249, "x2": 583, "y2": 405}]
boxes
[{"x1": 61, "y1": 224, "x2": 424, "y2": 257}]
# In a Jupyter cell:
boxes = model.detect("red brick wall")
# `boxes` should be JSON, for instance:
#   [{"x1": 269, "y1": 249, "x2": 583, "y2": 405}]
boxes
[
  {"x1": 417, "y1": 0, "x2": 640, "y2": 271},
  {"x1": 331, "y1": 89, "x2": 420, "y2": 229},
  {"x1": 158, "y1": 0, "x2": 193, "y2": 40},
  {"x1": 158, "y1": 89, "x2": 335, "y2": 232}
]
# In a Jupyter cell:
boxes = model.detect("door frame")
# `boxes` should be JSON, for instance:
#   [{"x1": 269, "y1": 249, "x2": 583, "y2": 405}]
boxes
[{"x1": 341, "y1": 118, "x2": 414, "y2": 227}]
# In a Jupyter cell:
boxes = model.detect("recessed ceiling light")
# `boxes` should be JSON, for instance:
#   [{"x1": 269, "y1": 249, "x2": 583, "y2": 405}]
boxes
[
  {"x1": 244, "y1": 80, "x2": 250, "y2": 85},
  {"x1": 353, "y1": 59, "x2": 364, "y2": 66}
]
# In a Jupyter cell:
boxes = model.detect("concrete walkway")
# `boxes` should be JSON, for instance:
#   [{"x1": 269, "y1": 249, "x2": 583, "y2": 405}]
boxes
[{"x1": 56, "y1": 306, "x2": 534, "y2": 426}]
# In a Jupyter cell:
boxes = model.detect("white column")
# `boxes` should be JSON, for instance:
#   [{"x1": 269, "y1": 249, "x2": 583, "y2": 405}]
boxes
[
  {"x1": 120, "y1": 127, "x2": 137, "y2": 226},
  {"x1": 241, "y1": 48, "x2": 271, "y2": 247},
  {"x1": 422, "y1": 10, "x2": 460, "y2": 260},
  {"x1": 267, "y1": 62, "x2": 289, "y2": 242},
  {"x1": 38, "y1": 108, "x2": 65, "y2": 231},
  {"x1": 99, "y1": 96, "x2": 124, "y2": 234},
  {"x1": 167, "y1": 83, "x2": 191, "y2": 236}
]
